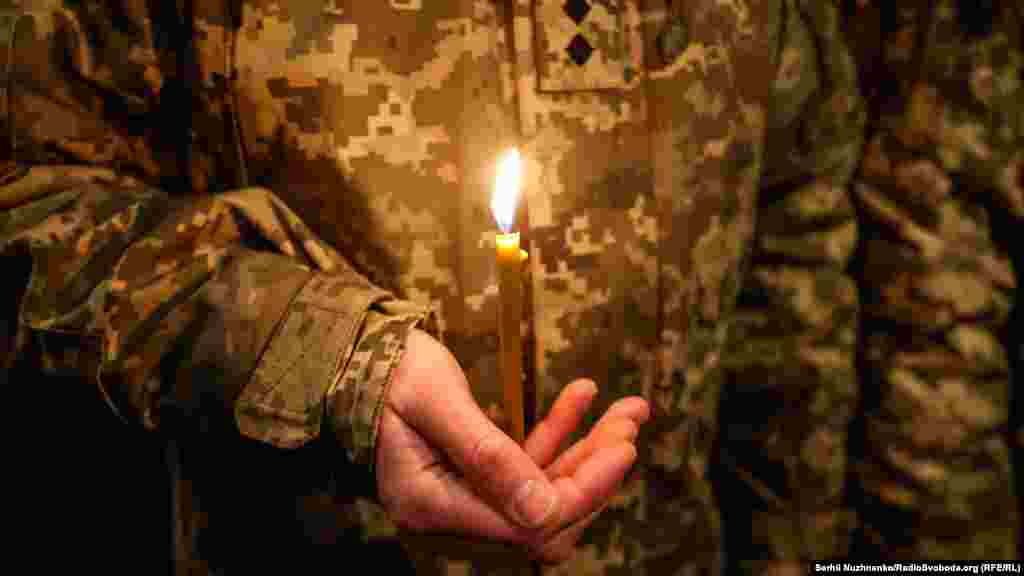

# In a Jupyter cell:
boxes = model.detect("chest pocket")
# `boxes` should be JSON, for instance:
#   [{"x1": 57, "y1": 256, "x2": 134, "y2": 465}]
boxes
[{"x1": 534, "y1": 0, "x2": 630, "y2": 92}]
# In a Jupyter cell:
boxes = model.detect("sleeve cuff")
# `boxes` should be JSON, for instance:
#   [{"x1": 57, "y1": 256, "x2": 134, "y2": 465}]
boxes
[
  {"x1": 328, "y1": 302, "x2": 430, "y2": 473},
  {"x1": 233, "y1": 269, "x2": 433, "y2": 481},
  {"x1": 234, "y1": 272, "x2": 389, "y2": 449}
]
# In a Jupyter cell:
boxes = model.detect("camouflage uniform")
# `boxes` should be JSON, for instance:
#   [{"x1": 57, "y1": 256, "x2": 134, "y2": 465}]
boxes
[
  {"x1": 847, "y1": 0, "x2": 1022, "y2": 561},
  {"x1": 716, "y1": 0, "x2": 1022, "y2": 570},
  {"x1": 716, "y1": 0, "x2": 865, "y2": 572},
  {"x1": 4, "y1": 0, "x2": 1007, "y2": 575}
]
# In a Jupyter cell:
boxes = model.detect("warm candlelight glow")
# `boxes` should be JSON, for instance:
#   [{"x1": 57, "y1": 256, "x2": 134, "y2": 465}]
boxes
[
  {"x1": 491, "y1": 149, "x2": 522, "y2": 233},
  {"x1": 492, "y1": 147, "x2": 528, "y2": 444}
]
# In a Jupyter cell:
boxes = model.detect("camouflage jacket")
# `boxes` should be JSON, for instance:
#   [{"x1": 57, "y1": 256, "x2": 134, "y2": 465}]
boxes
[
  {"x1": 842, "y1": 0, "x2": 1022, "y2": 562},
  {"x1": 717, "y1": 1, "x2": 1023, "y2": 571},
  {"x1": 1, "y1": 1, "x2": 865, "y2": 574}
]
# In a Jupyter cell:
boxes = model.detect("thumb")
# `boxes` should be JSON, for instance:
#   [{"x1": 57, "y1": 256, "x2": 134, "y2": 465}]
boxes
[{"x1": 392, "y1": 330, "x2": 561, "y2": 529}]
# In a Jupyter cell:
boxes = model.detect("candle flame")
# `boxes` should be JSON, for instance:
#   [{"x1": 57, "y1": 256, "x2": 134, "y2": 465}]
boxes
[{"x1": 491, "y1": 148, "x2": 522, "y2": 233}]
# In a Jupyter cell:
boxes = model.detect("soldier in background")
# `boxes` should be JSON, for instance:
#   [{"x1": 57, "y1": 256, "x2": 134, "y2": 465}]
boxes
[
  {"x1": 718, "y1": 0, "x2": 1021, "y2": 570},
  {"x1": 717, "y1": 0, "x2": 865, "y2": 570},
  {"x1": 848, "y1": 0, "x2": 1021, "y2": 561}
]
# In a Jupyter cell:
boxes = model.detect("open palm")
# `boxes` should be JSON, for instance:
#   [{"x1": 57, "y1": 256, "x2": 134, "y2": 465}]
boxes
[{"x1": 375, "y1": 330, "x2": 649, "y2": 564}]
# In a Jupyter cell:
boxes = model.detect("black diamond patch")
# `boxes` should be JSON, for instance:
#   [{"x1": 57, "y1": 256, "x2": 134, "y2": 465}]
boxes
[
  {"x1": 957, "y1": 0, "x2": 995, "y2": 38},
  {"x1": 563, "y1": 0, "x2": 592, "y2": 25},
  {"x1": 566, "y1": 34, "x2": 594, "y2": 66}
]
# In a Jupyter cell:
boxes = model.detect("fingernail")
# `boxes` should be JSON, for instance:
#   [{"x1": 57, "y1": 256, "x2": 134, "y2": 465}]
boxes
[{"x1": 514, "y1": 479, "x2": 558, "y2": 528}]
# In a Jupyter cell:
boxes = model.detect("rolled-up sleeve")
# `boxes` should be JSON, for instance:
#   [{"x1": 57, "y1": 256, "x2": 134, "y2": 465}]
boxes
[
  {"x1": 237, "y1": 275, "x2": 432, "y2": 471},
  {"x1": 1, "y1": 167, "x2": 431, "y2": 481}
]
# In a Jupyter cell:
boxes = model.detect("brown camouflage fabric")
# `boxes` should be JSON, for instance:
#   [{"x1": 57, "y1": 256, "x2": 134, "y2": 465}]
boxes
[
  {"x1": 1, "y1": 0, "x2": 773, "y2": 573},
  {"x1": 716, "y1": 0, "x2": 866, "y2": 572},
  {"x1": 1, "y1": 1, "x2": 1020, "y2": 575},
  {"x1": 846, "y1": 0, "x2": 1021, "y2": 561},
  {"x1": 717, "y1": 0, "x2": 1022, "y2": 572}
]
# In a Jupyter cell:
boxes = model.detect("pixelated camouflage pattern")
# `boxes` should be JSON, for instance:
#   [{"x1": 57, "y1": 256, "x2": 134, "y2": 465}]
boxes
[
  {"x1": 6, "y1": 0, "x2": 188, "y2": 188},
  {"x1": 224, "y1": 0, "x2": 777, "y2": 573},
  {"x1": 7, "y1": 0, "x2": 1019, "y2": 574},
  {"x1": 533, "y1": 0, "x2": 629, "y2": 92},
  {"x1": 846, "y1": 0, "x2": 1021, "y2": 560},
  {"x1": 0, "y1": 0, "x2": 803, "y2": 573},
  {"x1": 1, "y1": 0, "x2": 781, "y2": 573},
  {"x1": 648, "y1": 0, "x2": 776, "y2": 573},
  {"x1": 716, "y1": 0, "x2": 865, "y2": 572},
  {"x1": 2, "y1": 5, "x2": 431, "y2": 573},
  {"x1": 0, "y1": 4, "x2": 15, "y2": 159},
  {"x1": 0, "y1": 162, "x2": 429, "y2": 456},
  {"x1": 514, "y1": 0, "x2": 776, "y2": 574}
]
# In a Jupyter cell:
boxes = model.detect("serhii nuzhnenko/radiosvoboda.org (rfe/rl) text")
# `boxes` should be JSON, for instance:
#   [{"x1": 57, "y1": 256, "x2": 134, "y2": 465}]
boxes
[{"x1": 815, "y1": 563, "x2": 1022, "y2": 574}]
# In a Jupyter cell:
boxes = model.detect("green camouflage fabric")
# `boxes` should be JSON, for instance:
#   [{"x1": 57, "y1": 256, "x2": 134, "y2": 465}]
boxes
[
  {"x1": 0, "y1": 169, "x2": 432, "y2": 456},
  {"x1": 716, "y1": 0, "x2": 865, "y2": 573},
  {"x1": 10, "y1": 0, "x2": 1013, "y2": 575},
  {"x1": 2, "y1": 1, "x2": 431, "y2": 572},
  {"x1": 716, "y1": 0, "x2": 1022, "y2": 570},
  {"x1": 845, "y1": 0, "x2": 1022, "y2": 561},
  {"x1": 0, "y1": 0, "x2": 781, "y2": 573}
]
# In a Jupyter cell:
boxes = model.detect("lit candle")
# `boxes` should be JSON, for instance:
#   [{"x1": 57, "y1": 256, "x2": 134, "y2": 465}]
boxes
[{"x1": 492, "y1": 149, "x2": 529, "y2": 444}]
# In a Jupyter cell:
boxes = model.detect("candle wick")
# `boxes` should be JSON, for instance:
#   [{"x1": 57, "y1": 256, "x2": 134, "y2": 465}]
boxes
[{"x1": 495, "y1": 217, "x2": 515, "y2": 235}]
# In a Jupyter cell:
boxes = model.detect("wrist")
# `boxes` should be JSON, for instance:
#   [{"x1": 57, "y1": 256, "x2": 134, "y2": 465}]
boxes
[{"x1": 330, "y1": 310, "x2": 431, "y2": 483}]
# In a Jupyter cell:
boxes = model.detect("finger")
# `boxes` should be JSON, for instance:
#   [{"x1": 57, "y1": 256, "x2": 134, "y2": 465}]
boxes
[
  {"x1": 524, "y1": 379, "x2": 598, "y2": 468},
  {"x1": 533, "y1": 502, "x2": 608, "y2": 564},
  {"x1": 533, "y1": 434, "x2": 641, "y2": 563},
  {"x1": 397, "y1": 333, "x2": 561, "y2": 530},
  {"x1": 540, "y1": 395, "x2": 648, "y2": 479},
  {"x1": 540, "y1": 442, "x2": 637, "y2": 542},
  {"x1": 377, "y1": 409, "x2": 525, "y2": 540},
  {"x1": 406, "y1": 464, "x2": 530, "y2": 540},
  {"x1": 536, "y1": 436, "x2": 643, "y2": 563},
  {"x1": 546, "y1": 406, "x2": 641, "y2": 479},
  {"x1": 604, "y1": 396, "x2": 651, "y2": 425}
]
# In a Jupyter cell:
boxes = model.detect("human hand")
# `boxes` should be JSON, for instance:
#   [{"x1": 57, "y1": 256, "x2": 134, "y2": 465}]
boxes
[
  {"x1": 520, "y1": 373, "x2": 650, "y2": 562},
  {"x1": 375, "y1": 329, "x2": 649, "y2": 563}
]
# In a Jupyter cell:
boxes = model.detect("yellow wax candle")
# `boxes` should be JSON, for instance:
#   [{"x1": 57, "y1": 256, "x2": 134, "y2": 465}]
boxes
[
  {"x1": 492, "y1": 149, "x2": 529, "y2": 444},
  {"x1": 496, "y1": 232, "x2": 526, "y2": 444}
]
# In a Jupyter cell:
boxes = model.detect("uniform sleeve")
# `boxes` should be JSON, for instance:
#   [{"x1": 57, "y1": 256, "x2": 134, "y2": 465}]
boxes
[
  {"x1": 0, "y1": 165, "x2": 432, "y2": 476},
  {"x1": 714, "y1": 0, "x2": 866, "y2": 571},
  {"x1": 845, "y1": 0, "x2": 1021, "y2": 559}
]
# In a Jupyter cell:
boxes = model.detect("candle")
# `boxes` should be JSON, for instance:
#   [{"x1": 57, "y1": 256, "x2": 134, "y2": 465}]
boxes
[{"x1": 492, "y1": 149, "x2": 529, "y2": 444}]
